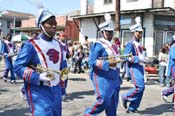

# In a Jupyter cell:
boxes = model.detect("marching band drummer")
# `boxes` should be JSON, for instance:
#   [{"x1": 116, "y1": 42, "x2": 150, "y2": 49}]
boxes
[
  {"x1": 85, "y1": 13, "x2": 120, "y2": 116},
  {"x1": 121, "y1": 16, "x2": 148, "y2": 113},
  {"x1": 13, "y1": 8, "x2": 63, "y2": 116}
]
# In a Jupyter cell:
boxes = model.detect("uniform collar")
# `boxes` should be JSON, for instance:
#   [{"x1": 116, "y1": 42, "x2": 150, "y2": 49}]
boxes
[{"x1": 40, "y1": 34, "x2": 53, "y2": 42}]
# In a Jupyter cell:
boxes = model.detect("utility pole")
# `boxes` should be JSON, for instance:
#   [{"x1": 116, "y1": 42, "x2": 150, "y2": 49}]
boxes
[{"x1": 115, "y1": 0, "x2": 120, "y2": 37}]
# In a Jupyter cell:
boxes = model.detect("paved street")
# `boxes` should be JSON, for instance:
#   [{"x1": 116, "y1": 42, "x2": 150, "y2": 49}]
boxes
[{"x1": 0, "y1": 60, "x2": 174, "y2": 116}]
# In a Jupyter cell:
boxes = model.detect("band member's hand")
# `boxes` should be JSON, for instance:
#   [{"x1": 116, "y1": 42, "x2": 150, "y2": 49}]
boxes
[
  {"x1": 39, "y1": 72, "x2": 55, "y2": 82},
  {"x1": 139, "y1": 55, "x2": 148, "y2": 63}
]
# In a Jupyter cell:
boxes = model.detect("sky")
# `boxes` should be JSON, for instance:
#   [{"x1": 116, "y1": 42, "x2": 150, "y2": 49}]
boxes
[{"x1": 0, "y1": 0, "x2": 80, "y2": 15}]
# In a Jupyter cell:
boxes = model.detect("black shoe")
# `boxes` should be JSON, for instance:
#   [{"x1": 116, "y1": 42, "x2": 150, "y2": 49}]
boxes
[
  {"x1": 126, "y1": 109, "x2": 138, "y2": 113},
  {"x1": 121, "y1": 97, "x2": 127, "y2": 109}
]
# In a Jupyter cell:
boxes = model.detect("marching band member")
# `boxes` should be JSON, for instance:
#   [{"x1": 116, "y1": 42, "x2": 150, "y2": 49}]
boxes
[
  {"x1": 84, "y1": 13, "x2": 120, "y2": 116},
  {"x1": 121, "y1": 16, "x2": 147, "y2": 113},
  {"x1": 161, "y1": 35, "x2": 175, "y2": 102},
  {"x1": 13, "y1": 8, "x2": 63, "y2": 116},
  {"x1": 2, "y1": 33, "x2": 16, "y2": 83}
]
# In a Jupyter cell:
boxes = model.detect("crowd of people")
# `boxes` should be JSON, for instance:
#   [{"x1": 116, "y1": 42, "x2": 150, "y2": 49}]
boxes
[{"x1": 0, "y1": 6, "x2": 174, "y2": 116}]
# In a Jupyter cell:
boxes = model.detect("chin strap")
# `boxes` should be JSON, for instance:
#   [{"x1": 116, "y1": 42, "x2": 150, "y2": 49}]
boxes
[
  {"x1": 40, "y1": 24, "x2": 52, "y2": 38},
  {"x1": 103, "y1": 30, "x2": 107, "y2": 40}
]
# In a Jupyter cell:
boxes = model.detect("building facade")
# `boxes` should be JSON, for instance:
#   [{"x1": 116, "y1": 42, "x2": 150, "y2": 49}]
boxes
[
  {"x1": 73, "y1": 0, "x2": 175, "y2": 56},
  {"x1": 0, "y1": 10, "x2": 33, "y2": 37}
]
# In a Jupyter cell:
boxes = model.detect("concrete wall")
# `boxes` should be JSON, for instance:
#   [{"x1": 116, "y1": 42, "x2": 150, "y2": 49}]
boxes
[
  {"x1": 80, "y1": 0, "x2": 88, "y2": 15},
  {"x1": 121, "y1": 0, "x2": 152, "y2": 10},
  {"x1": 143, "y1": 13, "x2": 154, "y2": 56},
  {"x1": 164, "y1": 0, "x2": 175, "y2": 8},
  {"x1": 0, "y1": 19, "x2": 9, "y2": 36},
  {"x1": 94, "y1": 0, "x2": 115, "y2": 13},
  {"x1": 79, "y1": 18, "x2": 98, "y2": 44}
]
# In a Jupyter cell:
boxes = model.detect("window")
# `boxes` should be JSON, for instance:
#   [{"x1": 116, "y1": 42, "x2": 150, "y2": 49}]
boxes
[
  {"x1": 104, "y1": 0, "x2": 112, "y2": 4},
  {"x1": 126, "y1": 0, "x2": 138, "y2": 2}
]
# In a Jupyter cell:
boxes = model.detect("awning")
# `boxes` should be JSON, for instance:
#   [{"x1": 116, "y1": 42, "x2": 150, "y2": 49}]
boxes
[{"x1": 71, "y1": 7, "x2": 175, "y2": 19}]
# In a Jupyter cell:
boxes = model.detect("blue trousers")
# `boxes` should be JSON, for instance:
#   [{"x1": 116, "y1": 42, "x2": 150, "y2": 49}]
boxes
[
  {"x1": 122, "y1": 67, "x2": 145, "y2": 111},
  {"x1": 26, "y1": 84, "x2": 62, "y2": 116},
  {"x1": 162, "y1": 85, "x2": 174, "y2": 97},
  {"x1": 3, "y1": 58, "x2": 15, "y2": 80},
  {"x1": 85, "y1": 76, "x2": 120, "y2": 116}
]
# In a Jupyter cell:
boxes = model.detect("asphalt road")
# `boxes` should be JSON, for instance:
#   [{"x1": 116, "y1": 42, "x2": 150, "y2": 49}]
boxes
[{"x1": 0, "y1": 60, "x2": 173, "y2": 116}]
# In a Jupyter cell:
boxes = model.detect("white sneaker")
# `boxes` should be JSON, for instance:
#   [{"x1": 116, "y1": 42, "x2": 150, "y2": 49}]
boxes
[
  {"x1": 161, "y1": 93, "x2": 167, "y2": 102},
  {"x1": 10, "y1": 80, "x2": 16, "y2": 84},
  {"x1": 3, "y1": 77, "x2": 7, "y2": 82},
  {"x1": 20, "y1": 91, "x2": 26, "y2": 100}
]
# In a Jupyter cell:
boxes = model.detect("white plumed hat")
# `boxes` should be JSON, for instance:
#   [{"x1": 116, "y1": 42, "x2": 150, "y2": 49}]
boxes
[
  {"x1": 98, "y1": 13, "x2": 114, "y2": 31},
  {"x1": 35, "y1": 0, "x2": 55, "y2": 27},
  {"x1": 36, "y1": 9, "x2": 55, "y2": 27},
  {"x1": 129, "y1": 16, "x2": 143, "y2": 32}
]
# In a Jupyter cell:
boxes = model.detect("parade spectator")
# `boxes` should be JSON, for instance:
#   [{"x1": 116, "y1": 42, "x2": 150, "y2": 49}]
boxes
[
  {"x1": 2, "y1": 33, "x2": 16, "y2": 83},
  {"x1": 83, "y1": 35, "x2": 90, "y2": 55},
  {"x1": 113, "y1": 37, "x2": 121, "y2": 53},
  {"x1": 121, "y1": 16, "x2": 147, "y2": 113},
  {"x1": 121, "y1": 43, "x2": 131, "y2": 82},
  {"x1": 31, "y1": 31, "x2": 39, "y2": 39},
  {"x1": 85, "y1": 13, "x2": 120, "y2": 116},
  {"x1": 158, "y1": 45, "x2": 168, "y2": 87},
  {"x1": 73, "y1": 45, "x2": 84, "y2": 73},
  {"x1": 82, "y1": 36, "x2": 90, "y2": 69},
  {"x1": 83, "y1": 35, "x2": 90, "y2": 48},
  {"x1": 68, "y1": 43, "x2": 75, "y2": 72},
  {"x1": 58, "y1": 32, "x2": 69, "y2": 100},
  {"x1": 13, "y1": 8, "x2": 63, "y2": 116}
]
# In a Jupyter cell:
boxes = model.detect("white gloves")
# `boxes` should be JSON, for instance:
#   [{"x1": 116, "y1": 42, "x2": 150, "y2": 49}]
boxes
[
  {"x1": 139, "y1": 55, "x2": 148, "y2": 63},
  {"x1": 39, "y1": 72, "x2": 54, "y2": 82},
  {"x1": 139, "y1": 55, "x2": 144, "y2": 62}
]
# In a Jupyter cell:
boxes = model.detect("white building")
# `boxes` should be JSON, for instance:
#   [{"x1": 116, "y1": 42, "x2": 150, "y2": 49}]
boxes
[
  {"x1": 0, "y1": 10, "x2": 33, "y2": 37},
  {"x1": 72, "y1": 0, "x2": 175, "y2": 56}
]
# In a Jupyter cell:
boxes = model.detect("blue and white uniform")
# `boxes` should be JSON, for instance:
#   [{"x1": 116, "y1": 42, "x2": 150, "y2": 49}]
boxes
[
  {"x1": 121, "y1": 38, "x2": 145, "y2": 111},
  {"x1": 162, "y1": 43, "x2": 175, "y2": 97},
  {"x1": 85, "y1": 38, "x2": 120, "y2": 116},
  {"x1": 2, "y1": 40, "x2": 16, "y2": 81},
  {"x1": 13, "y1": 34, "x2": 63, "y2": 116}
]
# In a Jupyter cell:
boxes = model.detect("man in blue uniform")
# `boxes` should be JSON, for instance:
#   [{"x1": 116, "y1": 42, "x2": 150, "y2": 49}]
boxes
[
  {"x1": 13, "y1": 8, "x2": 63, "y2": 116},
  {"x1": 84, "y1": 13, "x2": 120, "y2": 116},
  {"x1": 161, "y1": 35, "x2": 175, "y2": 102},
  {"x1": 121, "y1": 16, "x2": 147, "y2": 113}
]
